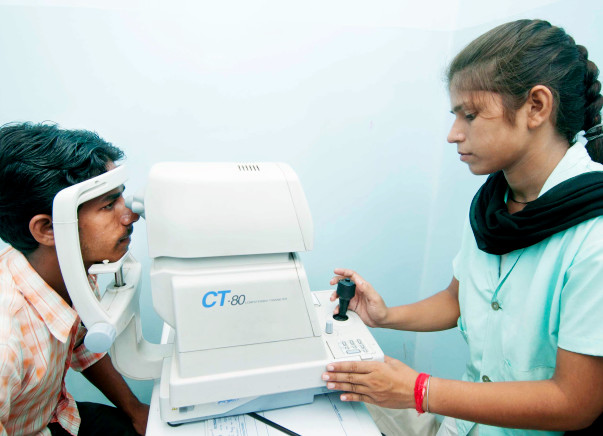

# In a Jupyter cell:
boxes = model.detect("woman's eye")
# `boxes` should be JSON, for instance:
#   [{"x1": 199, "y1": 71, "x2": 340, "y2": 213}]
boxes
[{"x1": 465, "y1": 113, "x2": 477, "y2": 121}]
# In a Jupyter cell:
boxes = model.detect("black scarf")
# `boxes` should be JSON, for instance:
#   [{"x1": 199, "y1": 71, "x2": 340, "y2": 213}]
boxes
[{"x1": 470, "y1": 170, "x2": 603, "y2": 255}]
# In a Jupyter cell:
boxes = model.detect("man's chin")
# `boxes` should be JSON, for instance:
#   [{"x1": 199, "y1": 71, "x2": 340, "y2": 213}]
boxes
[{"x1": 95, "y1": 250, "x2": 129, "y2": 265}]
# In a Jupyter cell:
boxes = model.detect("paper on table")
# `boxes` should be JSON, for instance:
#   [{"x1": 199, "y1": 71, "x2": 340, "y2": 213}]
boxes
[
  {"x1": 204, "y1": 393, "x2": 371, "y2": 436},
  {"x1": 206, "y1": 414, "x2": 265, "y2": 436}
]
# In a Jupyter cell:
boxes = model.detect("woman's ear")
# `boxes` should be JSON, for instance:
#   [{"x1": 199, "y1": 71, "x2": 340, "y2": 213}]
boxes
[
  {"x1": 29, "y1": 214, "x2": 55, "y2": 247},
  {"x1": 525, "y1": 85, "x2": 555, "y2": 129}
]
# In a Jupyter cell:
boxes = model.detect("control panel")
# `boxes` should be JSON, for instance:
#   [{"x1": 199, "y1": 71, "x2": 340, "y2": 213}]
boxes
[{"x1": 313, "y1": 290, "x2": 384, "y2": 363}]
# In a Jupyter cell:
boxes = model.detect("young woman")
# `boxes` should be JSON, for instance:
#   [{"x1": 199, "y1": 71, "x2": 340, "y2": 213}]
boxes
[{"x1": 322, "y1": 19, "x2": 603, "y2": 435}]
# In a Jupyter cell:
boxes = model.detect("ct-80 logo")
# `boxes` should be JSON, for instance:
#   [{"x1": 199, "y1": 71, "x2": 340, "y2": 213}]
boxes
[{"x1": 202, "y1": 290, "x2": 246, "y2": 308}]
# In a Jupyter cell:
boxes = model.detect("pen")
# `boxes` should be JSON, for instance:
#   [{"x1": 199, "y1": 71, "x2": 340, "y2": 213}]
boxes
[{"x1": 247, "y1": 412, "x2": 302, "y2": 436}]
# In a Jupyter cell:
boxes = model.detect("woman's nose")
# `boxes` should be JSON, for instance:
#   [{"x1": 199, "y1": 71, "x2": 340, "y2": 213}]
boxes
[{"x1": 447, "y1": 121, "x2": 465, "y2": 144}]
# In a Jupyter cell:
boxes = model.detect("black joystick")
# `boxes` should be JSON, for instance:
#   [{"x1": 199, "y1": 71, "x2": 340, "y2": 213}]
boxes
[{"x1": 333, "y1": 278, "x2": 356, "y2": 321}]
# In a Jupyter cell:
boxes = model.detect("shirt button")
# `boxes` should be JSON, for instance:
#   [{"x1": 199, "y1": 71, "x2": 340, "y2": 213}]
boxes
[
  {"x1": 491, "y1": 301, "x2": 501, "y2": 311},
  {"x1": 482, "y1": 375, "x2": 491, "y2": 382}
]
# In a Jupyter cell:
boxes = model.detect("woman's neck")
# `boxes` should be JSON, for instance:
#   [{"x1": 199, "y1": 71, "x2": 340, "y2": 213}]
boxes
[{"x1": 504, "y1": 132, "x2": 569, "y2": 204}]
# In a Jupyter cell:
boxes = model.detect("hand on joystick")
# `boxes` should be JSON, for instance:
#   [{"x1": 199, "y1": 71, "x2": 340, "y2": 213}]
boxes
[{"x1": 334, "y1": 278, "x2": 356, "y2": 321}]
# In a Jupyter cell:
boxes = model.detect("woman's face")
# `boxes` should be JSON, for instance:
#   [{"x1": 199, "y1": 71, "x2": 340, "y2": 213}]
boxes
[{"x1": 447, "y1": 88, "x2": 530, "y2": 175}]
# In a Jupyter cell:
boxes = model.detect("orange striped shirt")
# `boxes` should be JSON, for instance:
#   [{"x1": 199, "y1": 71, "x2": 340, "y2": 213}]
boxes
[{"x1": 0, "y1": 247, "x2": 105, "y2": 436}]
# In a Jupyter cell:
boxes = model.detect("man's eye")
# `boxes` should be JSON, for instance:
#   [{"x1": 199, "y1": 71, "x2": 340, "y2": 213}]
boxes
[
  {"x1": 103, "y1": 201, "x2": 116, "y2": 210},
  {"x1": 465, "y1": 113, "x2": 477, "y2": 121}
]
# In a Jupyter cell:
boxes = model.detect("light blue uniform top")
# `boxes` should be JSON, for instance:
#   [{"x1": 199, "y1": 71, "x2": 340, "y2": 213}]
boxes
[{"x1": 452, "y1": 143, "x2": 603, "y2": 436}]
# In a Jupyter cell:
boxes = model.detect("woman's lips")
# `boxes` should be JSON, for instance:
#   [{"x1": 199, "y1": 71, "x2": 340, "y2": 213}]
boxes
[{"x1": 459, "y1": 152, "x2": 472, "y2": 162}]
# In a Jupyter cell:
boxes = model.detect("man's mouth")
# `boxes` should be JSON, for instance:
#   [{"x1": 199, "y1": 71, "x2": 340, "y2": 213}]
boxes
[{"x1": 118, "y1": 226, "x2": 134, "y2": 243}]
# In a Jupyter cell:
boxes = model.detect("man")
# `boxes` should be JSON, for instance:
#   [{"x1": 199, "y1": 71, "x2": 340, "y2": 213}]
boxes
[{"x1": 0, "y1": 122, "x2": 148, "y2": 435}]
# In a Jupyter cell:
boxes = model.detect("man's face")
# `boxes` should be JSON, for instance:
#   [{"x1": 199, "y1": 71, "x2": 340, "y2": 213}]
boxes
[{"x1": 77, "y1": 168, "x2": 139, "y2": 268}]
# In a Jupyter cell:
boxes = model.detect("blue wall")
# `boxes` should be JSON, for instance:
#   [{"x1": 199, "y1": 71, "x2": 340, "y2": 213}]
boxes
[{"x1": 0, "y1": 0, "x2": 601, "y2": 406}]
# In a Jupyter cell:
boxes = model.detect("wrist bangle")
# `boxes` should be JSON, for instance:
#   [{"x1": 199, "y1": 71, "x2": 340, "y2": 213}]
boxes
[
  {"x1": 414, "y1": 372, "x2": 430, "y2": 414},
  {"x1": 425, "y1": 376, "x2": 431, "y2": 413}
]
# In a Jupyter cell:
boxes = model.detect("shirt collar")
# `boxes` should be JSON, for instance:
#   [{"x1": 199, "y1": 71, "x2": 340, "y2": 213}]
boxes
[
  {"x1": 539, "y1": 143, "x2": 603, "y2": 197},
  {"x1": 7, "y1": 247, "x2": 78, "y2": 343}
]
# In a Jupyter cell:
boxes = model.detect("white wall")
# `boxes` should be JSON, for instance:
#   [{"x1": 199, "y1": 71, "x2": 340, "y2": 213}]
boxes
[{"x1": 0, "y1": 0, "x2": 600, "y2": 407}]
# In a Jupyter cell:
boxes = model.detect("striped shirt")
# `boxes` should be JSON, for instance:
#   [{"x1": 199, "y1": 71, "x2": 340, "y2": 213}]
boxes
[{"x1": 0, "y1": 247, "x2": 105, "y2": 436}]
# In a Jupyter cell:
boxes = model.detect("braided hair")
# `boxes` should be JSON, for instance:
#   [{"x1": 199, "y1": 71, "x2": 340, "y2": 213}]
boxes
[{"x1": 579, "y1": 44, "x2": 603, "y2": 161}]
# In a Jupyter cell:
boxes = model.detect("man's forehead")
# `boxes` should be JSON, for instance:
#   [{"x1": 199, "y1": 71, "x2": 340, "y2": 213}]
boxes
[
  {"x1": 77, "y1": 164, "x2": 121, "y2": 208},
  {"x1": 91, "y1": 162, "x2": 122, "y2": 202},
  {"x1": 79, "y1": 185, "x2": 124, "y2": 210},
  {"x1": 98, "y1": 185, "x2": 124, "y2": 200}
]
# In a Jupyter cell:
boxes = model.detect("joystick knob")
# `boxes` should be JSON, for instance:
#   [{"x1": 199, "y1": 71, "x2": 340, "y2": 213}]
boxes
[{"x1": 334, "y1": 278, "x2": 356, "y2": 321}]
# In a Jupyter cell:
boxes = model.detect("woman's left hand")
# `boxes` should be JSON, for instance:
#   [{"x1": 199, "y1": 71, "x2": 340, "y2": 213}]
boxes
[{"x1": 322, "y1": 356, "x2": 419, "y2": 409}]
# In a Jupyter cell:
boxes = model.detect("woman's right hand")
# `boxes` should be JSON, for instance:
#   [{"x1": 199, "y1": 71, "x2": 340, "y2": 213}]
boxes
[{"x1": 330, "y1": 269, "x2": 388, "y2": 328}]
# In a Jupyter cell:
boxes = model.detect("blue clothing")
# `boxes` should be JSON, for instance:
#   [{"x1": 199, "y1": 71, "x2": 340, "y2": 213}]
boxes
[{"x1": 452, "y1": 143, "x2": 603, "y2": 436}]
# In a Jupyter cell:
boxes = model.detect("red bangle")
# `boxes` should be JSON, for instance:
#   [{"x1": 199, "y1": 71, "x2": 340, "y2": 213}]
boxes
[{"x1": 414, "y1": 372, "x2": 430, "y2": 414}]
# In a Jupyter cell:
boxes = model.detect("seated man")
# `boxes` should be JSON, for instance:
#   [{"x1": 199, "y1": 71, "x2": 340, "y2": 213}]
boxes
[{"x1": 0, "y1": 122, "x2": 148, "y2": 435}]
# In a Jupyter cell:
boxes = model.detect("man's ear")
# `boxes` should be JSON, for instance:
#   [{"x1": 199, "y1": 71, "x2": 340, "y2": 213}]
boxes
[
  {"x1": 29, "y1": 214, "x2": 55, "y2": 247},
  {"x1": 525, "y1": 85, "x2": 555, "y2": 130}
]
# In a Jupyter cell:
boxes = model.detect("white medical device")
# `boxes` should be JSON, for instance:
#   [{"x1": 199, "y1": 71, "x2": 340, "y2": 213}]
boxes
[{"x1": 53, "y1": 162, "x2": 384, "y2": 425}]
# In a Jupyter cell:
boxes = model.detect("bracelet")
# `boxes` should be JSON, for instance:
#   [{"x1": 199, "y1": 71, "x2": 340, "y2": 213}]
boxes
[
  {"x1": 414, "y1": 372, "x2": 430, "y2": 414},
  {"x1": 425, "y1": 376, "x2": 431, "y2": 413}
]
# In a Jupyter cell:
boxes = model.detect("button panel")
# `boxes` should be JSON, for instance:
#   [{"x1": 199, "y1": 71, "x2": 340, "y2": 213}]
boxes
[{"x1": 339, "y1": 338, "x2": 370, "y2": 355}]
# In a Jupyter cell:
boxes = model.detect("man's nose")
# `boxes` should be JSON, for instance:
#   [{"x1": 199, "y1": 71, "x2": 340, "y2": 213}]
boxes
[
  {"x1": 118, "y1": 199, "x2": 140, "y2": 225},
  {"x1": 122, "y1": 209, "x2": 140, "y2": 225}
]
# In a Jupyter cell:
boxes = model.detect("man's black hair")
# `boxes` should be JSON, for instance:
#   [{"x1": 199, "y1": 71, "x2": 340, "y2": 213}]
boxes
[{"x1": 0, "y1": 122, "x2": 124, "y2": 254}]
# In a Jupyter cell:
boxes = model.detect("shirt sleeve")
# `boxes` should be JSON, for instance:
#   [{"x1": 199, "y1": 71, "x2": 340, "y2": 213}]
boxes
[
  {"x1": 0, "y1": 341, "x2": 23, "y2": 436},
  {"x1": 558, "y1": 218, "x2": 603, "y2": 356},
  {"x1": 69, "y1": 323, "x2": 106, "y2": 372},
  {"x1": 452, "y1": 216, "x2": 472, "y2": 281}
]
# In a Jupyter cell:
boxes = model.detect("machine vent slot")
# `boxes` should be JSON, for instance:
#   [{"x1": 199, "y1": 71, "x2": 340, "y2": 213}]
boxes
[{"x1": 238, "y1": 164, "x2": 261, "y2": 172}]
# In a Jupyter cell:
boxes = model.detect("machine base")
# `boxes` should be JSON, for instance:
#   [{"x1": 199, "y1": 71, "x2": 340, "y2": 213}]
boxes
[{"x1": 158, "y1": 290, "x2": 384, "y2": 425}]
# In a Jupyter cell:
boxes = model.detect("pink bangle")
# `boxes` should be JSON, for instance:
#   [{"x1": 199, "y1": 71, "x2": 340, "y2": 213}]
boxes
[{"x1": 414, "y1": 372, "x2": 430, "y2": 414}]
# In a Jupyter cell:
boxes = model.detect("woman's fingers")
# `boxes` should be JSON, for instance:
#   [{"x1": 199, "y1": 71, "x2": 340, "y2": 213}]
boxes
[
  {"x1": 329, "y1": 275, "x2": 345, "y2": 286},
  {"x1": 324, "y1": 361, "x2": 380, "y2": 378},
  {"x1": 333, "y1": 268, "x2": 365, "y2": 286},
  {"x1": 333, "y1": 268, "x2": 353, "y2": 277},
  {"x1": 325, "y1": 380, "x2": 372, "y2": 394},
  {"x1": 323, "y1": 365, "x2": 373, "y2": 393},
  {"x1": 339, "y1": 392, "x2": 376, "y2": 404}
]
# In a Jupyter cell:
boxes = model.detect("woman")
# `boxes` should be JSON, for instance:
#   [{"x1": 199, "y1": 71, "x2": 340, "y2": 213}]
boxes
[{"x1": 322, "y1": 19, "x2": 603, "y2": 435}]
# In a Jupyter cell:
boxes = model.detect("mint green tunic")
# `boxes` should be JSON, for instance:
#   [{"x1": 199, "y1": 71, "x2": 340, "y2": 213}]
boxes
[{"x1": 452, "y1": 144, "x2": 603, "y2": 436}]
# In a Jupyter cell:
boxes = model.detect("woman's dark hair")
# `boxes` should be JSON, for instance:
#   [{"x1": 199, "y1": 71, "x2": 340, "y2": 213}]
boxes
[
  {"x1": 446, "y1": 19, "x2": 603, "y2": 163},
  {"x1": 0, "y1": 122, "x2": 124, "y2": 254}
]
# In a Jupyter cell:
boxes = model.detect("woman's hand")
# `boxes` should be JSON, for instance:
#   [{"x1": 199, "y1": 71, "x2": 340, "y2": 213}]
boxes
[
  {"x1": 322, "y1": 356, "x2": 418, "y2": 409},
  {"x1": 330, "y1": 268, "x2": 389, "y2": 328}
]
